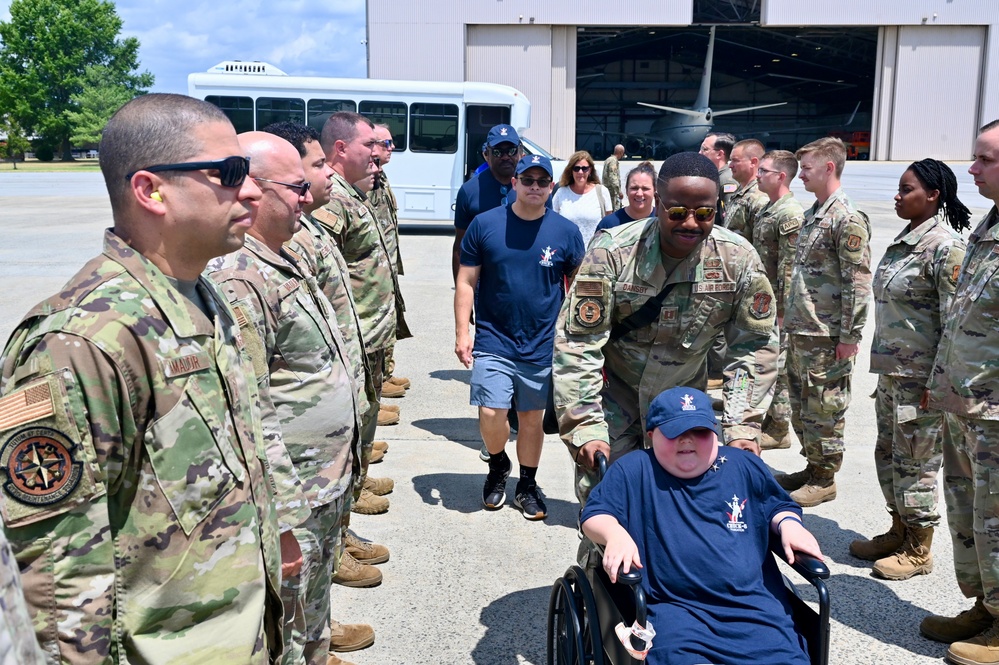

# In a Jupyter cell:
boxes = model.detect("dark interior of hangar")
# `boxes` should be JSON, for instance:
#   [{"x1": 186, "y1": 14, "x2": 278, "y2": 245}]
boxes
[{"x1": 575, "y1": 24, "x2": 878, "y2": 159}]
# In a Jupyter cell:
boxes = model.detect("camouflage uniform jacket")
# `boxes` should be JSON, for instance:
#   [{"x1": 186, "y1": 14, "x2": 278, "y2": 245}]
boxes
[
  {"x1": 317, "y1": 171, "x2": 397, "y2": 353},
  {"x1": 208, "y1": 236, "x2": 360, "y2": 508},
  {"x1": 0, "y1": 528, "x2": 45, "y2": 664},
  {"x1": 718, "y1": 164, "x2": 739, "y2": 217},
  {"x1": 602, "y1": 155, "x2": 620, "y2": 199},
  {"x1": 929, "y1": 207, "x2": 999, "y2": 419},
  {"x1": 369, "y1": 171, "x2": 404, "y2": 275},
  {"x1": 752, "y1": 192, "x2": 805, "y2": 317},
  {"x1": 871, "y1": 215, "x2": 966, "y2": 380},
  {"x1": 0, "y1": 231, "x2": 283, "y2": 664},
  {"x1": 724, "y1": 178, "x2": 770, "y2": 242},
  {"x1": 553, "y1": 219, "x2": 779, "y2": 456},
  {"x1": 291, "y1": 215, "x2": 375, "y2": 415},
  {"x1": 784, "y1": 188, "x2": 872, "y2": 344}
]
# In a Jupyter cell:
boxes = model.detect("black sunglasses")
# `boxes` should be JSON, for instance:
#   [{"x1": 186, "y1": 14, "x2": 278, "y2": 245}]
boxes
[
  {"x1": 253, "y1": 177, "x2": 311, "y2": 198},
  {"x1": 518, "y1": 175, "x2": 552, "y2": 188},
  {"x1": 490, "y1": 146, "x2": 519, "y2": 158},
  {"x1": 572, "y1": 165, "x2": 592, "y2": 172},
  {"x1": 664, "y1": 205, "x2": 716, "y2": 222},
  {"x1": 125, "y1": 156, "x2": 251, "y2": 188}
]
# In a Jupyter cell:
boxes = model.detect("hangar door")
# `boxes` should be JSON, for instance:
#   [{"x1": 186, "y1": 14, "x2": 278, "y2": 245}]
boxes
[{"x1": 887, "y1": 26, "x2": 985, "y2": 161}]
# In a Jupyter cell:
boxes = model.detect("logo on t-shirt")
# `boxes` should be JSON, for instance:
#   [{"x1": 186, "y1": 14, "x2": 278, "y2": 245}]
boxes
[
  {"x1": 725, "y1": 494, "x2": 748, "y2": 532},
  {"x1": 539, "y1": 245, "x2": 557, "y2": 267}
]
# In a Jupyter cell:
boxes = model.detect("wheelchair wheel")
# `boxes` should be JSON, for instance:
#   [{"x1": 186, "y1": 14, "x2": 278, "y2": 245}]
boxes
[{"x1": 547, "y1": 568, "x2": 605, "y2": 665}]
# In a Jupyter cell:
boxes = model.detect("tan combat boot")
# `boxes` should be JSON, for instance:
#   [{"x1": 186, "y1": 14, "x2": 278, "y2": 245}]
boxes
[
  {"x1": 789, "y1": 467, "x2": 836, "y2": 507},
  {"x1": 346, "y1": 531, "x2": 390, "y2": 564},
  {"x1": 947, "y1": 619, "x2": 999, "y2": 664},
  {"x1": 369, "y1": 446, "x2": 385, "y2": 464},
  {"x1": 761, "y1": 419, "x2": 792, "y2": 450},
  {"x1": 386, "y1": 375, "x2": 411, "y2": 390},
  {"x1": 377, "y1": 407, "x2": 399, "y2": 426},
  {"x1": 331, "y1": 552, "x2": 383, "y2": 588},
  {"x1": 921, "y1": 597, "x2": 993, "y2": 643},
  {"x1": 849, "y1": 512, "x2": 906, "y2": 561},
  {"x1": 363, "y1": 475, "x2": 394, "y2": 496},
  {"x1": 873, "y1": 525, "x2": 933, "y2": 580},
  {"x1": 381, "y1": 380, "x2": 406, "y2": 398},
  {"x1": 372, "y1": 440, "x2": 389, "y2": 454},
  {"x1": 707, "y1": 377, "x2": 724, "y2": 390},
  {"x1": 327, "y1": 654, "x2": 356, "y2": 665},
  {"x1": 329, "y1": 618, "x2": 375, "y2": 652},
  {"x1": 775, "y1": 465, "x2": 813, "y2": 492},
  {"x1": 380, "y1": 404, "x2": 400, "y2": 414},
  {"x1": 351, "y1": 488, "x2": 389, "y2": 515}
]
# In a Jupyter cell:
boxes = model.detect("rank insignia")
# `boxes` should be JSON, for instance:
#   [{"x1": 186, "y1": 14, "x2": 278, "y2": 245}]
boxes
[
  {"x1": 846, "y1": 234, "x2": 863, "y2": 251},
  {"x1": 1, "y1": 427, "x2": 82, "y2": 506},
  {"x1": 750, "y1": 292, "x2": 772, "y2": 319},
  {"x1": 574, "y1": 298, "x2": 605, "y2": 328}
]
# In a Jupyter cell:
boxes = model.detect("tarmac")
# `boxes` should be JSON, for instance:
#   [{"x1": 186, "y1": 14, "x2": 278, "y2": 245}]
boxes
[{"x1": 0, "y1": 161, "x2": 995, "y2": 664}]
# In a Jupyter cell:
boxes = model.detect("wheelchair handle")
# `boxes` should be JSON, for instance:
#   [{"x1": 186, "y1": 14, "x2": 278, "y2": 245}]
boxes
[
  {"x1": 615, "y1": 567, "x2": 643, "y2": 586},
  {"x1": 595, "y1": 451, "x2": 608, "y2": 482}
]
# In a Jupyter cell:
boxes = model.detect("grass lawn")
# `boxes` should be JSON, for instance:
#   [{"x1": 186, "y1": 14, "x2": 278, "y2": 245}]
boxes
[{"x1": 0, "y1": 159, "x2": 101, "y2": 172}]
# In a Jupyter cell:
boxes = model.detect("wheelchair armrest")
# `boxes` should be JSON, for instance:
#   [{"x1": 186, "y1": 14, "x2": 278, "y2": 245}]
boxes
[
  {"x1": 771, "y1": 544, "x2": 830, "y2": 580},
  {"x1": 616, "y1": 567, "x2": 643, "y2": 586}
]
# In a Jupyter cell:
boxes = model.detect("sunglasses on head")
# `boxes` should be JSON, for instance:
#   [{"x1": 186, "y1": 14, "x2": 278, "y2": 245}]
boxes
[
  {"x1": 253, "y1": 177, "x2": 311, "y2": 198},
  {"x1": 126, "y1": 156, "x2": 251, "y2": 188},
  {"x1": 490, "y1": 146, "x2": 519, "y2": 158},
  {"x1": 664, "y1": 205, "x2": 716, "y2": 222},
  {"x1": 518, "y1": 175, "x2": 552, "y2": 187},
  {"x1": 572, "y1": 165, "x2": 592, "y2": 172}
]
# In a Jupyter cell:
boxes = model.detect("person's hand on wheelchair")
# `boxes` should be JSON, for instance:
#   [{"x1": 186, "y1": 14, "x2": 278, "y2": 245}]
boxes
[
  {"x1": 772, "y1": 511, "x2": 824, "y2": 565},
  {"x1": 582, "y1": 514, "x2": 644, "y2": 584}
]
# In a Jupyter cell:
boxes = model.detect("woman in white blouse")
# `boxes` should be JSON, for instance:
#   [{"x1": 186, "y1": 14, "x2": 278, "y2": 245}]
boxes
[{"x1": 552, "y1": 150, "x2": 613, "y2": 245}]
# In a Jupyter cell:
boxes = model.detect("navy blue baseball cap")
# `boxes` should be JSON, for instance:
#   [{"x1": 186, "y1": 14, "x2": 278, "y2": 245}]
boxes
[
  {"x1": 486, "y1": 124, "x2": 520, "y2": 146},
  {"x1": 515, "y1": 154, "x2": 553, "y2": 177},
  {"x1": 646, "y1": 386, "x2": 720, "y2": 439}
]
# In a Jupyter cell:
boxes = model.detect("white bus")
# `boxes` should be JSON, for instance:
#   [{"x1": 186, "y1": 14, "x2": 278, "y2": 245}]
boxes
[{"x1": 189, "y1": 61, "x2": 558, "y2": 223}]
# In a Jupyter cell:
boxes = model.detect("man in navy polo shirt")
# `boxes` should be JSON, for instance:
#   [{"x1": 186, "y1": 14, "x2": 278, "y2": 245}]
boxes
[
  {"x1": 455, "y1": 155, "x2": 585, "y2": 520},
  {"x1": 452, "y1": 124, "x2": 522, "y2": 282}
]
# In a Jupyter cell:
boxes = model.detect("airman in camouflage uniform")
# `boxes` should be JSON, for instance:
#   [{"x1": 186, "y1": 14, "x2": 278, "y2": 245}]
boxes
[
  {"x1": 553, "y1": 152, "x2": 779, "y2": 507},
  {"x1": 602, "y1": 144, "x2": 625, "y2": 211},
  {"x1": 778, "y1": 137, "x2": 871, "y2": 508},
  {"x1": 724, "y1": 139, "x2": 770, "y2": 241},
  {"x1": 753, "y1": 150, "x2": 806, "y2": 449},
  {"x1": 0, "y1": 95, "x2": 285, "y2": 664},
  {"x1": 207, "y1": 132, "x2": 362, "y2": 665},
  {"x1": 0, "y1": 527, "x2": 45, "y2": 664},
  {"x1": 919, "y1": 120, "x2": 999, "y2": 665},
  {"x1": 699, "y1": 132, "x2": 738, "y2": 212}
]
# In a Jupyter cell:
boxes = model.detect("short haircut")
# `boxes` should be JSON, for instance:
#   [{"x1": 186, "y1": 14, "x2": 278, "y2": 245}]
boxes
[
  {"x1": 733, "y1": 138, "x2": 765, "y2": 160},
  {"x1": 980, "y1": 119, "x2": 999, "y2": 133},
  {"x1": 262, "y1": 121, "x2": 321, "y2": 158},
  {"x1": 625, "y1": 160, "x2": 657, "y2": 188},
  {"x1": 320, "y1": 111, "x2": 374, "y2": 155},
  {"x1": 706, "y1": 132, "x2": 736, "y2": 159},
  {"x1": 657, "y1": 152, "x2": 721, "y2": 196},
  {"x1": 762, "y1": 149, "x2": 798, "y2": 179},
  {"x1": 559, "y1": 150, "x2": 600, "y2": 188},
  {"x1": 796, "y1": 137, "x2": 847, "y2": 178},
  {"x1": 99, "y1": 93, "x2": 230, "y2": 209}
]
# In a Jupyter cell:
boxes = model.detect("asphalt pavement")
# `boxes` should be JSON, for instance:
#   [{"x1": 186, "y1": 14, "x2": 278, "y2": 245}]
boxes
[{"x1": 0, "y1": 162, "x2": 994, "y2": 664}]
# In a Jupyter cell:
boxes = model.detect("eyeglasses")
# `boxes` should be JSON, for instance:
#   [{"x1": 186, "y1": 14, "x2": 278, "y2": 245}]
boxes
[
  {"x1": 757, "y1": 167, "x2": 781, "y2": 176},
  {"x1": 664, "y1": 205, "x2": 716, "y2": 222},
  {"x1": 490, "y1": 146, "x2": 519, "y2": 158},
  {"x1": 572, "y1": 165, "x2": 592, "y2": 173},
  {"x1": 126, "y1": 156, "x2": 251, "y2": 188},
  {"x1": 253, "y1": 177, "x2": 311, "y2": 198},
  {"x1": 518, "y1": 176, "x2": 552, "y2": 188},
  {"x1": 379, "y1": 139, "x2": 394, "y2": 149}
]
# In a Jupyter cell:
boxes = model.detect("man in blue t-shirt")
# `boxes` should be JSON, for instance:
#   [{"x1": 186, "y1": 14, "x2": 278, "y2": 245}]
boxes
[
  {"x1": 455, "y1": 155, "x2": 585, "y2": 520},
  {"x1": 452, "y1": 124, "x2": 522, "y2": 283}
]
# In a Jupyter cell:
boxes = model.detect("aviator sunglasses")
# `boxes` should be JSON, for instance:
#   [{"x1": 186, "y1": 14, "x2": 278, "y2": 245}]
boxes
[
  {"x1": 126, "y1": 155, "x2": 251, "y2": 188},
  {"x1": 663, "y1": 205, "x2": 716, "y2": 222}
]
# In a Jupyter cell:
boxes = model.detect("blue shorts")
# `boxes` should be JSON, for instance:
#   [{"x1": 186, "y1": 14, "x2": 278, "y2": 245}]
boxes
[{"x1": 470, "y1": 352, "x2": 551, "y2": 411}]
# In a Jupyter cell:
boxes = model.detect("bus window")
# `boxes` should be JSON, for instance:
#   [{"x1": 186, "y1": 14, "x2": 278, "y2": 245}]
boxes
[
  {"x1": 307, "y1": 99, "x2": 357, "y2": 133},
  {"x1": 205, "y1": 95, "x2": 254, "y2": 133},
  {"x1": 359, "y1": 101, "x2": 407, "y2": 151},
  {"x1": 410, "y1": 103, "x2": 458, "y2": 154},
  {"x1": 257, "y1": 97, "x2": 305, "y2": 128}
]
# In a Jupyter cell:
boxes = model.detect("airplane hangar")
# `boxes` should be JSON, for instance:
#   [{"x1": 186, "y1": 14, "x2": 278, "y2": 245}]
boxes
[{"x1": 366, "y1": 0, "x2": 997, "y2": 161}]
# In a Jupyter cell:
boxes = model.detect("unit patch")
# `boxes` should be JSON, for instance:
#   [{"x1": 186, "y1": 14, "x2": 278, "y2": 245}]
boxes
[
  {"x1": 750, "y1": 292, "x2": 773, "y2": 319},
  {"x1": 0, "y1": 427, "x2": 82, "y2": 507},
  {"x1": 574, "y1": 298, "x2": 605, "y2": 328},
  {"x1": 846, "y1": 234, "x2": 863, "y2": 251},
  {"x1": 952, "y1": 264, "x2": 961, "y2": 283}
]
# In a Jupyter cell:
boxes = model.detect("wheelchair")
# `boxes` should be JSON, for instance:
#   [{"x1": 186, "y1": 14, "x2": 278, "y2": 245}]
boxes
[{"x1": 547, "y1": 453, "x2": 831, "y2": 665}]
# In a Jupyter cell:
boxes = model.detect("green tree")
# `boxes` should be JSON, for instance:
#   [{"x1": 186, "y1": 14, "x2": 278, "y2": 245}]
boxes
[
  {"x1": 0, "y1": 116, "x2": 31, "y2": 169},
  {"x1": 0, "y1": 0, "x2": 153, "y2": 160},
  {"x1": 67, "y1": 65, "x2": 135, "y2": 146}
]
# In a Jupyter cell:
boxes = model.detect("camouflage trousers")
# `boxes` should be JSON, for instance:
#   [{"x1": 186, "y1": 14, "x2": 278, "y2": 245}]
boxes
[
  {"x1": 383, "y1": 346, "x2": 396, "y2": 379},
  {"x1": 281, "y1": 496, "x2": 348, "y2": 665},
  {"x1": 942, "y1": 414, "x2": 999, "y2": 611},
  {"x1": 787, "y1": 335, "x2": 854, "y2": 472},
  {"x1": 767, "y1": 331, "x2": 791, "y2": 426},
  {"x1": 873, "y1": 375, "x2": 943, "y2": 528}
]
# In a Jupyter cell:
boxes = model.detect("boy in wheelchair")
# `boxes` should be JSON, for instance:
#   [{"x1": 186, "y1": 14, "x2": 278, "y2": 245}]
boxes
[{"x1": 580, "y1": 386, "x2": 824, "y2": 664}]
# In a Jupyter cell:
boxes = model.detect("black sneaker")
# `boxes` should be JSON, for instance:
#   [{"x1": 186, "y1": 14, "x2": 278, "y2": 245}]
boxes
[
  {"x1": 514, "y1": 483, "x2": 548, "y2": 521},
  {"x1": 482, "y1": 457, "x2": 511, "y2": 510},
  {"x1": 479, "y1": 444, "x2": 491, "y2": 463}
]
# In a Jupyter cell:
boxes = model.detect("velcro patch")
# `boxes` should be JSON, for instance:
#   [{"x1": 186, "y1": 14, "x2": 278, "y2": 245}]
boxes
[
  {"x1": 704, "y1": 258, "x2": 722, "y2": 269},
  {"x1": 277, "y1": 278, "x2": 300, "y2": 300},
  {"x1": 704, "y1": 270, "x2": 723, "y2": 281},
  {"x1": 162, "y1": 351, "x2": 212, "y2": 378},
  {"x1": 0, "y1": 427, "x2": 82, "y2": 507},
  {"x1": 693, "y1": 282, "x2": 736, "y2": 294},
  {"x1": 574, "y1": 298, "x2": 605, "y2": 328},
  {"x1": 953, "y1": 265, "x2": 961, "y2": 283},
  {"x1": 576, "y1": 279, "x2": 604, "y2": 297},
  {"x1": 779, "y1": 218, "x2": 802, "y2": 234},
  {"x1": 617, "y1": 282, "x2": 650, "y2": 296},
  {"x1": 723, "y1": 183, "x2": 738, "y2": 194},
  {"x1": 846, "y1": 234, "x2": 863, "y2": 251},
  {"x1": 0, "y1": 383, "x2": 54, "y2": 430},
  {"x1": 660, "y1": 307, "x2": 678, "y2": 323},
  {"x1": 750, "y1": 292, "x2": 773, "y2": 319}
]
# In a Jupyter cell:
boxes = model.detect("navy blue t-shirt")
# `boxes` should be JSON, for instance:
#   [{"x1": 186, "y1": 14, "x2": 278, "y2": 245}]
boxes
[
  {"x1": 595, "y1": 207, "x2": 643, "y2": 233},
  {"x1": 582, "y1": 448, "x2": 809, "y2": 665},
  {"x1": 460, "y1": 206, "x2": 585, "y2": 365},
  {"x1": 454, "y1": 169, "x2": 517, "y2": 231}
]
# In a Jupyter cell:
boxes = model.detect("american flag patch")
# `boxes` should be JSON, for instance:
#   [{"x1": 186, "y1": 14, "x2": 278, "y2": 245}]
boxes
[
  {"x1": 576, "y1": 280, "x2": 603, "y2": 296},
  {"x1": 0, "y1": 383, "x2": 54, "y2": 430}
]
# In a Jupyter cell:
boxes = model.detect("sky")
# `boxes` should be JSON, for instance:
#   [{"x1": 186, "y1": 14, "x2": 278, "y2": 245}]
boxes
[{"x1": 0, "y1": 0, "x2": 369, "y2": 93}]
